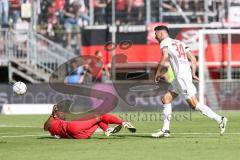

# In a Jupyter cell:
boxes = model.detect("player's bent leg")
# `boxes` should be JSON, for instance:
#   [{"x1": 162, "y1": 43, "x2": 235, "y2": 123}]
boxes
[
  {"x1": 98, "y1": 121, "x2": 123, "y2": 137},
  {"x1": 67, "y1": 118, "x2": 99, "y2": 136},
  {"x1": 98, "y1": 121, "x2": 108, "y2": 132},
  {"x1": 186, "y1": 96, "x2": 198, "y2": 109},
  {"x1": 73, "y1": 125, "x2": 99, "y2": 139},
  {"x1": 161, "y1": 91, "x2": 178, "y2": 104},
  {"x1": 186, "y1": 95, "x2": 228, "y2": 135},
  {"x1": 152, "y1": 91, "x2": 178, "y2": 138},
  {"x1": 100, "y1": 114, "x2": 123, "y2": 125},
  {"x1": 186, "y1": 95, "x2": 222, "y2": 123},
  {"x1": 100, "y1": 114, "x2": 136, "y2": 135}
]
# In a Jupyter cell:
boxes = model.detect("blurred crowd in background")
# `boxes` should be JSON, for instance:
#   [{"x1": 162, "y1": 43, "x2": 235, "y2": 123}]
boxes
[
  {"x1": 0, "y1": 0, "x2": 238, "y2": 50},
  {"x1": 0, "y1": 0, "x2": 239, "y2": 84},
  {"x1": 0, "y1": 0, "x2": 240, "y2": 64},
  {"x1": 65, "y1": 50, "x2": 111, "y2": 84},
  {"x1": 1, "y1": 0, "x2": 236, "y2": 27}
]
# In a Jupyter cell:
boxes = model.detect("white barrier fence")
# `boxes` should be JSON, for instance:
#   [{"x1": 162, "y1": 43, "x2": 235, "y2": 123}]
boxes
[{"x1": 1, "y1": 104, "x2": 53, "y2": 115}]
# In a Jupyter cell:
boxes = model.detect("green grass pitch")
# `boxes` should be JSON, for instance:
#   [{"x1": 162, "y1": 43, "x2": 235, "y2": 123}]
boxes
[{"x1": 0, "y1": 111, "x2": 239, "y2": 160}]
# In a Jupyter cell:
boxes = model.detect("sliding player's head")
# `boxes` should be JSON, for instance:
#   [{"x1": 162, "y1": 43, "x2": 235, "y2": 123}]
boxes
[
  {"x1": 53, "y1": 104, "x2": 67, "y2": 120},
  {"x1": 154, "y1": 25, "x2": 169, "y2": 43}
]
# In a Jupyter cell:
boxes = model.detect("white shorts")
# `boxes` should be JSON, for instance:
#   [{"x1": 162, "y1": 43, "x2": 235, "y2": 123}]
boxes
[{"x1": 169, "y1": 76, "x2": 197, "y2": 99}]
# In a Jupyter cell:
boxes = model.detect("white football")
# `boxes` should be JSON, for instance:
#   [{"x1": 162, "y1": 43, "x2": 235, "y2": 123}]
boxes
[{"x1": 13, "y1": 81, "x2": 27, "y2": 95}]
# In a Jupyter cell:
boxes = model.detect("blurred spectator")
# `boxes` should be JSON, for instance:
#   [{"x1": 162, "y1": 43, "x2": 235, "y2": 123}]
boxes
[
  {"x1": 0, "y1": 35, "x2": 4, "y2": 55},
  {"x1": 116, "y1": 0, "x2": 127, "y2": 25},
  {"x1": 65, "y1": 59, "x2": 86, "y2": 84},
  {"x1": 150, "y1": 0, "x2": 160, "y2": 22},
  {"x1": 177, "y1": 0, "x2": 189, "y2": 10},
  {"x1": 216, "y1": 0, "x2": 226, "y2": 22},
  {"x1": 39, "y1": 0, "x2": 52, "y2": 24},
  {"x1": 94, "y1": 0, "x2": 110, "y2": 25},
  {"x1": 9, "y1": 0, "x2": 21, "y2": 25},
  {"x1": 63, "y1": 0, "x2": 81, "y2": 50},
  {"x1": 162, "y1": 1, "x2": 177, "y2": 12},
  {"x1": 75, "y1": 0, "x2": 90, "y2": 25},
  {"x1": 0, "y1": 0, "x2": 9, "y2": 27},
  {"x1": 189, "y1": 0, "x2": 204, "y2": 23},
  {"x1": 46, "y1": 0, "x2": 65, "y2": 38},
  {"x1": 127, "y1": 0, "x2": 145, "y2": 24},
  {"x1": 160, "y1": 0, "x2": 204, "y2": 23},
  {"x1": 51, "y1": 0, "x2": 65, "y2": 24},
  {"x1": 160, "y1": 1, "x2": 180, "y2": 23},
  {"x1": 92, "y1": 50, "x2": 110, "y2": 82}
]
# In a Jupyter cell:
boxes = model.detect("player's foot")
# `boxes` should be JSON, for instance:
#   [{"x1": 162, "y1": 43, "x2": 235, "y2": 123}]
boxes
[
  {"x1": 123, "y1": 122, "x2": 136, "y2": 133},
  {"x1": 151, "y1": 129, "x2": 170, "y2": 138},
  {"x1": 104, "y1": 125, "x2": 123, "y2": 137},
  {"x1": 111, "y1": 124, "x2": 123, "y2": 134},
  {"x1": 219, "y1": 117, "x2": 228, "y2": 136},
  {"x1": 104, "y1": 128, "x2": 114, "y2": 137}
]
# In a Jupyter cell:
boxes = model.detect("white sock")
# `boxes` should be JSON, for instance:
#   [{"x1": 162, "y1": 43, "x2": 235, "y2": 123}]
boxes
[
  {"x1": 162, "y1": 103, "x2": 172, "y2": 131},
  {"x1": 196, "y1": 103, "x2": 222, "y2": 124}
]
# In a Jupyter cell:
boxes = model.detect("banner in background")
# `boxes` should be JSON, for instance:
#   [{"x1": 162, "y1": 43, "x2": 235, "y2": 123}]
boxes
[
  {"x1": 81, "y1": 26, "x2": 240, "y2": 67},
  {"x1": 0, "y1": 83, "x2": 190, "y2": 112},
  {"x1": 0, "y1": 82, "x2": 239, "y2": 112}
]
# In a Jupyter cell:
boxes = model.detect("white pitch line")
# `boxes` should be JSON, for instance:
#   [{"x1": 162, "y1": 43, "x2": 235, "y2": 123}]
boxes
[
  {"x1": 0, "y1": 133, "x2": 21, "y2": 135},
  {"x1": 0, "y1": 125, "x2": 41, "y2": 128},
  {"x1": 172, "y1": 132, "x2": 240, "y2": 135},
  {"x1": 1, "y1": 132, "x2": 240, "y2": 139},
  {"x1": 0, "y1": 134, "x2": 49, "y2": 138},
  {"x1": 104, "y1": 132, "x2": 240, "y2": 135}
]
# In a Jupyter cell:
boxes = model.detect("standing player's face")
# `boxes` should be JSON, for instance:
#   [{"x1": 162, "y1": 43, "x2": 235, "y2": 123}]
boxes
[{"x1": 155, "y1": 30, "x2": 164, "y2": 42}]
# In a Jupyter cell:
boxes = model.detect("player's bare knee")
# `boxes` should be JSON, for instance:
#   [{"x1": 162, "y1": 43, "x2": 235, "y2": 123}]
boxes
[
  {"x1": 189, "y1": 103, "x2": 196, "y2": 109},
  {"x1": 186, "y1": 97, "x2": 198, "y2": 109}
]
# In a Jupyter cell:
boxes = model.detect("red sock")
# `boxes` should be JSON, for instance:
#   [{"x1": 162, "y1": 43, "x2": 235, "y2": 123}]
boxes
[
  {"x1": 98, "y1": 122, "x2": 108, "y2": 132},
  {"x1": 100, "y1": 114, "x2": 123, "y2": 125}
]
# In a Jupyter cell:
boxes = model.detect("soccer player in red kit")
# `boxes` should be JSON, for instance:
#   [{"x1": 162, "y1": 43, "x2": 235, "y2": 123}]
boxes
[{"x1": 44, "y1": 105, "x2": 136, "y2": 139}]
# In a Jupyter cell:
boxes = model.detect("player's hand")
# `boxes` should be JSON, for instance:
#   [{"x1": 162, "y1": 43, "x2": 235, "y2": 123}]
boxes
[
  {"x1": 192, "y1": 75, "x2": 199, "y2": 81},
  {"x1": 155, "y1": 74, "x2": 162, "y2": 84}
]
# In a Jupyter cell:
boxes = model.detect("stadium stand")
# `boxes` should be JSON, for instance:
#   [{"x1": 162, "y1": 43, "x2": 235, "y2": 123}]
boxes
[{"x1": 0, "y1": 0, "x2": 239, "y2": 84}]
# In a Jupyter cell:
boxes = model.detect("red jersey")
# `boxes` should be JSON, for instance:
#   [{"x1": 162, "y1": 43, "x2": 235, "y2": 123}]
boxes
[
  {"x1": 48, "y1": 118, "x2": 99, "y2": 139},
  {"x1": 48, "y1": 118, "x2": 69, "y2": 138},
  {"x1": 116, "y1": 0, "x2": 126, "y2": 11},
  {"x1": 53, "y1": 0, "x2": 65, "y2": 11},
  {"x1": 132, "y1": 0, "x2": 144, "y2": 7},
  {"x1": 9, "y1": 0, "x2": 21, "y2": 10}
]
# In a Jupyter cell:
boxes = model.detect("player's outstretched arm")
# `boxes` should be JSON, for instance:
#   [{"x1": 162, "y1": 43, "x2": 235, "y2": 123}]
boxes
[
  {"x1": 187, "y1": 50, "x2": 199, "y2": 81},
  {"x1": 155, "y1": 47, "x2": 169, "y2": 83}
]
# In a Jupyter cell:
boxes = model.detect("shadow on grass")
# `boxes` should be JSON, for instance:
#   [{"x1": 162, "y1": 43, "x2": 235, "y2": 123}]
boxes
[
  {"x1": 37, "y1": 134, "x2": 218, "y2": 140},
  {"x1": 111, "y1": 134, "x2": 153, "y2": 139},
  {"x1": 0, "y1": 140, "x2": 7, "y2": 143},
  {"x1": 177, "y1": 136, "x2": 220, "y2": 139},
  {"x1": 37, "y1": 136, "x2": 123, "y2": 140},
  {"x1": 112, "y1": 134, "x2": 220, "y2": 139},
  {"x1": 37, "y1": 136, "x2": 57, "y2": 139}
]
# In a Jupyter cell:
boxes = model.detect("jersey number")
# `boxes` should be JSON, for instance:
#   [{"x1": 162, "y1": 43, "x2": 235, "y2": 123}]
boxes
[{"x1": 172, "y1": 43, "x2": 186, "y2": 59}]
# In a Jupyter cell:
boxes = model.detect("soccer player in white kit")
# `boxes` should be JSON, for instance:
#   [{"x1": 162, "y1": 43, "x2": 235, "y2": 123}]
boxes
[{"x1": 151, "y1": 25, "x2": 227, "y2": 138}]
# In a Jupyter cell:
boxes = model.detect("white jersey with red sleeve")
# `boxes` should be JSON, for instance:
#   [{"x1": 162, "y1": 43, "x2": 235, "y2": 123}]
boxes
[{"x1": 160, "y1": 37, "x2": 192, "y2": 78}]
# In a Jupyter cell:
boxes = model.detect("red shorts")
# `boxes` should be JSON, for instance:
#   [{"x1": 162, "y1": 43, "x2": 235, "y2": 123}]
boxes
[{"x1": 66, "y1": 118, "x2": 99, "y2": 139}]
